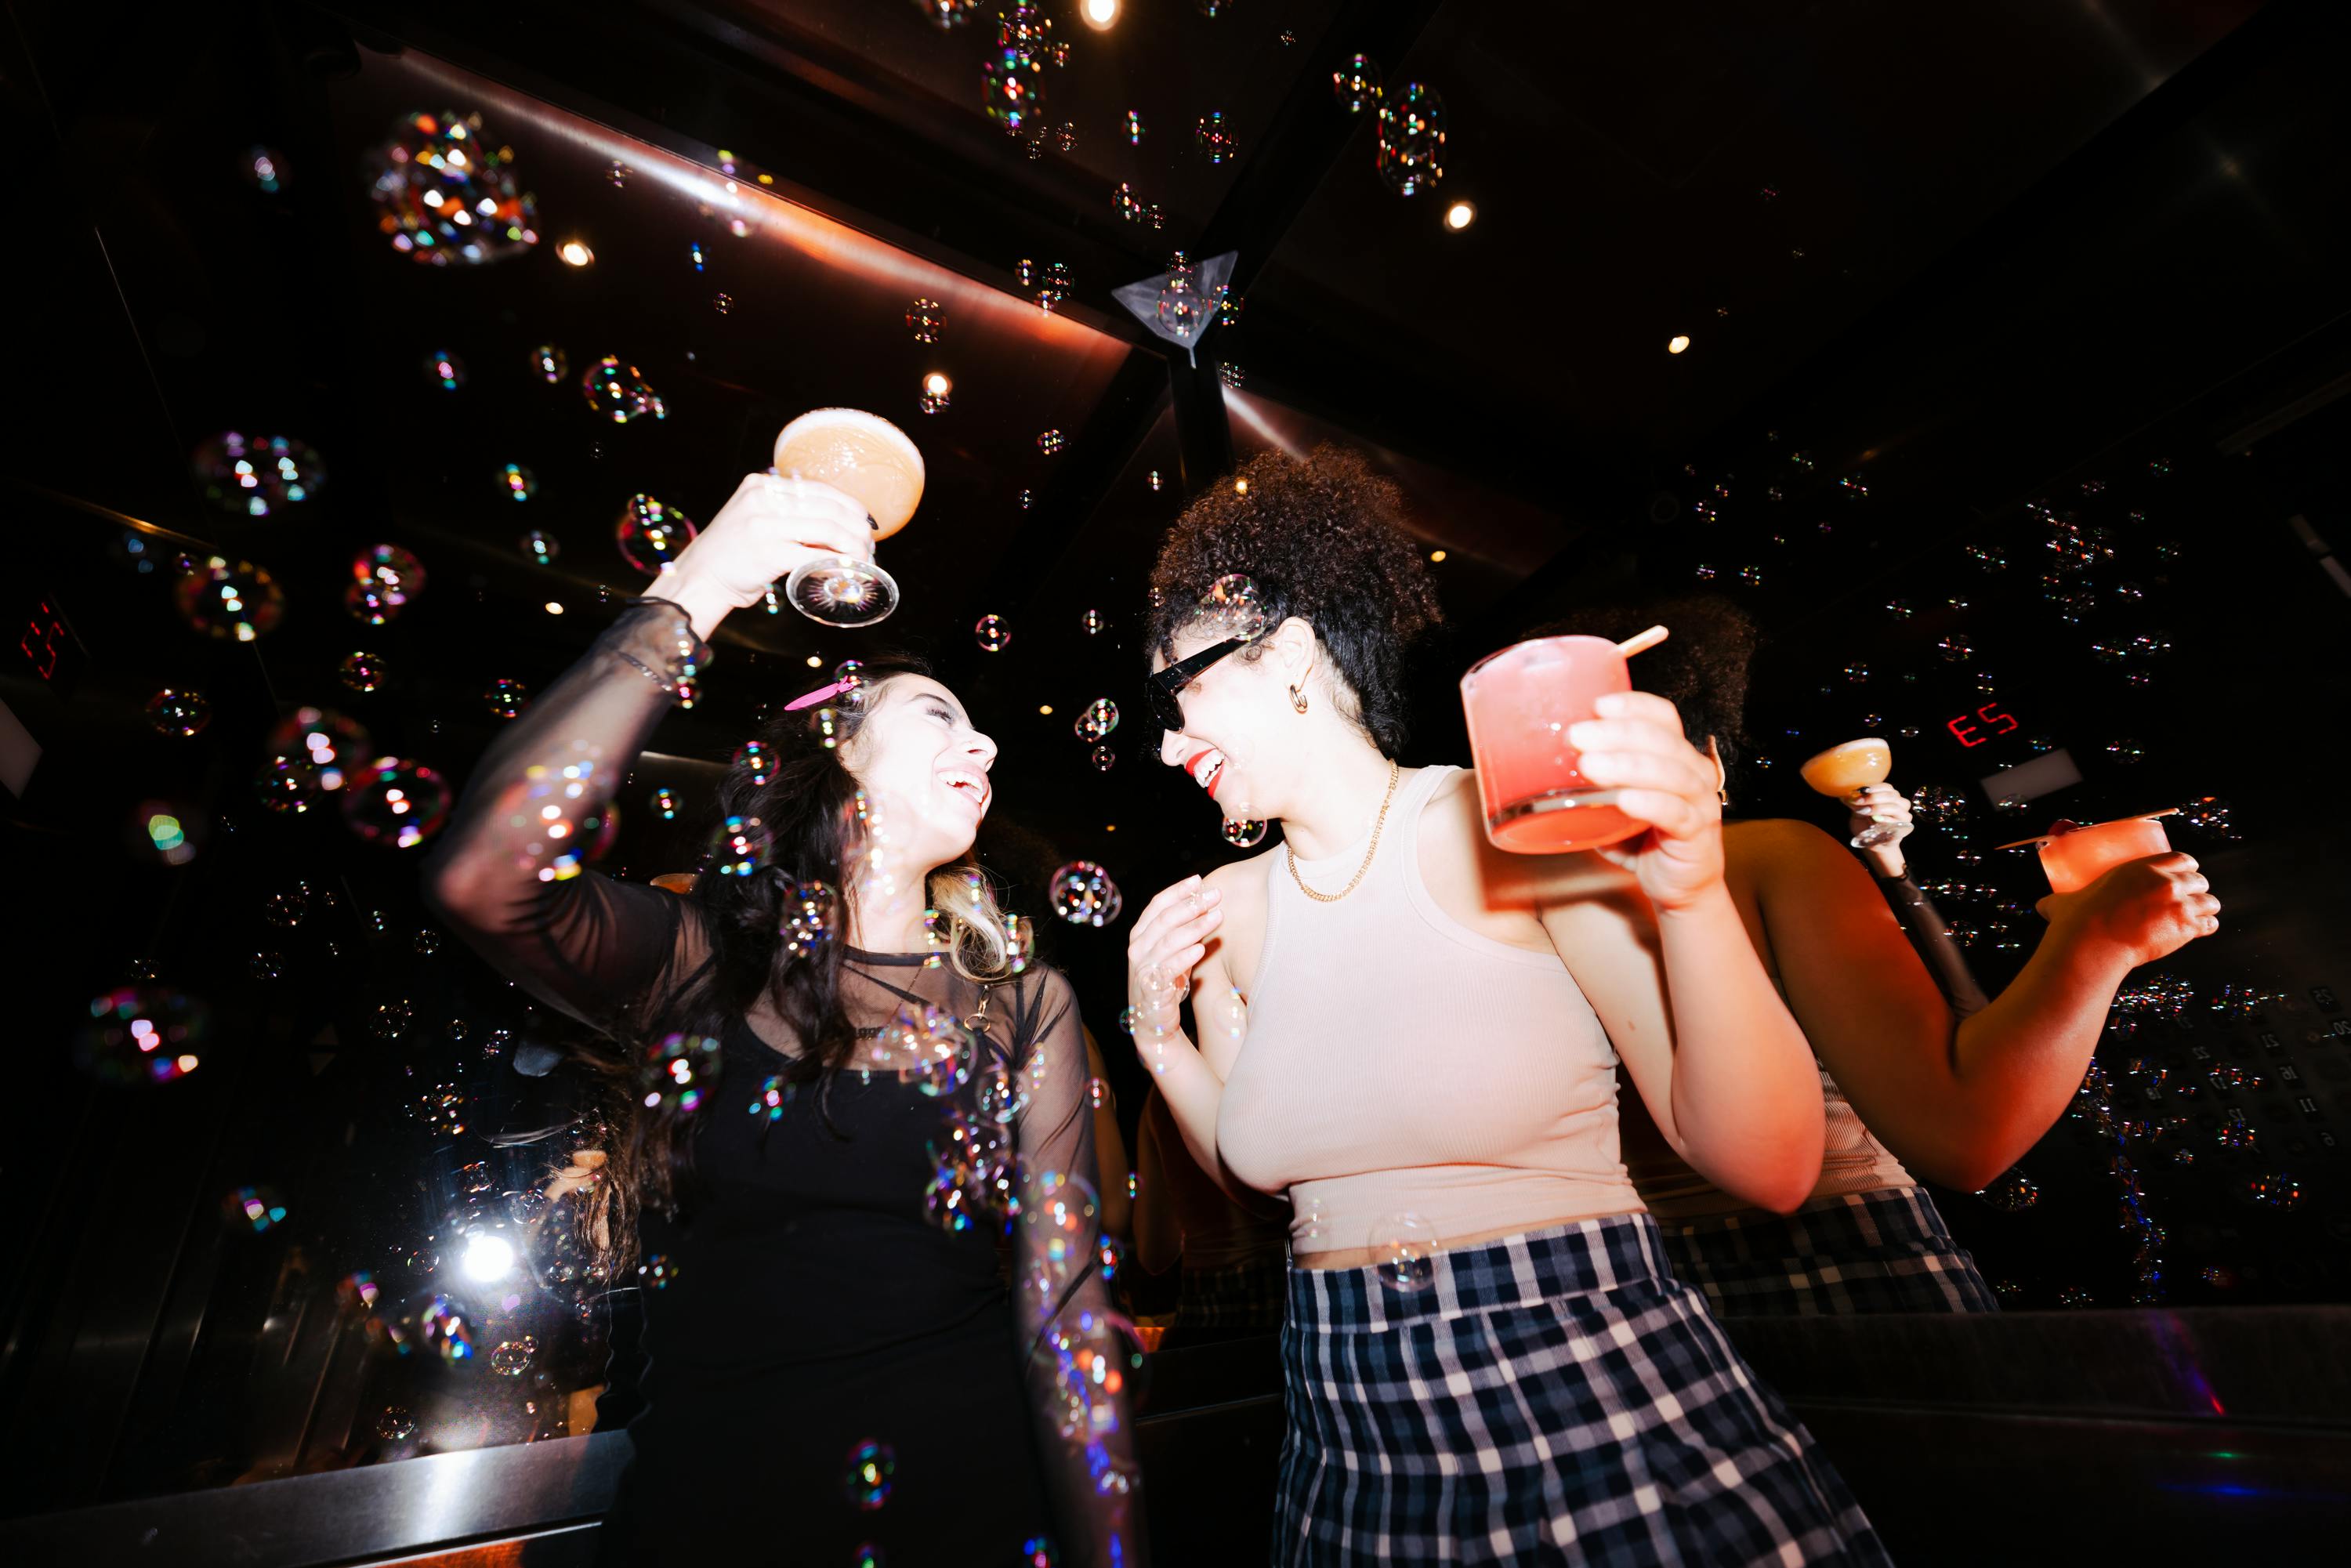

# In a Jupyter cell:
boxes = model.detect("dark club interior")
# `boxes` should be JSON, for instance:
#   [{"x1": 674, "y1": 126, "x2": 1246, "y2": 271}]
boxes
[{"x1": 5, "y1": 2, "x2": 2351, "y2": 1563}]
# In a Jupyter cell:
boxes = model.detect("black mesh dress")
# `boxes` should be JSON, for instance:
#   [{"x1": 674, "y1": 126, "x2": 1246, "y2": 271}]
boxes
[{"x1": 423, "y1": 599, "x2": 1132, "y2": 1566}]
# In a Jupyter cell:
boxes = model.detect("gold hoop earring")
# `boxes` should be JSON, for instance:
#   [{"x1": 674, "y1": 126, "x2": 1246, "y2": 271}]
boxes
[
  {"x1": 1705, "y1": 734, "x2": 1730, "y2": 806},
  {"x1": 1288, "y1": 683, "x2": 1310, "y2": 715}
]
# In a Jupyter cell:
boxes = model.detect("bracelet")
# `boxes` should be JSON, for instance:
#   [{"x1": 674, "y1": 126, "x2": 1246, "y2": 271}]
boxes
[{"x1": 614, "y1": 599, "x2": 712, "y2": 697}]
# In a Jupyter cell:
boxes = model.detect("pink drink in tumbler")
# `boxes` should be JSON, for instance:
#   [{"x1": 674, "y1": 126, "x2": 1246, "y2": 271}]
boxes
[
  {"x1": 1461, "y1": 635, "x2": 1644, "y2": 854},
  {"x1": 2038, "y1": 816, "x2": 2171, "y2": 894}
]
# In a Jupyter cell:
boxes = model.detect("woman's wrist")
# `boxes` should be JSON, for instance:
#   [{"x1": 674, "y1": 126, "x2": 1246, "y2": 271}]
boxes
[{"x1": 648, "y1": 571, "x2": 738, "y2": 641}]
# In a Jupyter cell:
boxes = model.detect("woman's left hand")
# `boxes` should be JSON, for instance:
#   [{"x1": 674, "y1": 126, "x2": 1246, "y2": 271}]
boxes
[{"x1": 1567, "y1": 691, "x2": 1726, "y2": 912}]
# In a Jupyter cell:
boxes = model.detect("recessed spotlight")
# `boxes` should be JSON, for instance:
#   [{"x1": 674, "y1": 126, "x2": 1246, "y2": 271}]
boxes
[
  {"x1": 1081, "y1": 0, "x2": 1120, "y2": 28},
  {"x1": 1444, "y1": 201, "x2": 1476, "y2": 231},
  {"x1": 806, "y1": 654, "x2": 824, "y2": 668},
  {"x1": 923, "y1": 371, "x2": 951, "y2": 397},
  {"x1": 1429, "y1": 549, "x2": 1447, "y2": 563},
  {"x1": 1039, "y1": 704, "x2": 1056, "y2": 716},
  {"x1": 1668, "y1": 335, "x2": 1691, "y2": 354},
  {"x1": 1233, "y1": 477, "x2": 1250, "y2": 494},
  {"x1": 544, "y1": 601, "x2": 564, "y2": 615},
  {"x1": 559, "y1": 241, "x2": 594, "y2": 267}
]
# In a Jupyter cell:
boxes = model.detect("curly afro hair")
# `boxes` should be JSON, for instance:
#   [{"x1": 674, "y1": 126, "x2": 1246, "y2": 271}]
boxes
[
  {"x1": 1529, "y1": 592, "x2": 1761, "y2": 780},
  {"x1": 1146, "y1": 445, "x2": 1443, "y2": 755}
]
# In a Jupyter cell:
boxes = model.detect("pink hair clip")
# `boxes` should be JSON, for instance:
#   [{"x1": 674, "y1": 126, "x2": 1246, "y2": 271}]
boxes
[{"x1": 784, "y1": 679, "x2": 850, "y2": 712}]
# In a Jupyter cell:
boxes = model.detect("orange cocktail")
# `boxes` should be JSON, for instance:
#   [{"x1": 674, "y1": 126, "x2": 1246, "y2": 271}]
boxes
[
  {"x1": 2039, "y1": 817, "x2": 2170, "y2": 894},
  {"x1": 1460, "y1": 635, "x2": 1644, "y2": 854},
  {"x1": 1800, "y1": 738, "x2": 1902, "y2": 849}
]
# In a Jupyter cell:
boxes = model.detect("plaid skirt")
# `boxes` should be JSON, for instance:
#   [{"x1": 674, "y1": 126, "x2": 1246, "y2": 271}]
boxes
[
  {"x1": 1660, "y1": 1186, "x2": 1999, "y2": 1316},
  {"x1": 1179, "y1": 1255, "x2": 1289, "y2": 1331},
  {"x1": 1276, "y1": 1213, "x2": 1889, "y2": 1566}
]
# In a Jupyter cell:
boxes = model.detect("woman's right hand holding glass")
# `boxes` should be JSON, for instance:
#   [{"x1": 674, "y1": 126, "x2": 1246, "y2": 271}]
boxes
[
  {"x1": 660, "y1": 472, "x2": 872, "y2": 636},
  {"x1": 1125, "y1": 875, "x2": 1222, "y2": 1074}
]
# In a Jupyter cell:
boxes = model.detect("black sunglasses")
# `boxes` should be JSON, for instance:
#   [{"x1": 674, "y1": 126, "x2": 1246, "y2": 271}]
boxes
[{"x1": 1145, "y1": 636, "x2": 1248, "y2": 735}]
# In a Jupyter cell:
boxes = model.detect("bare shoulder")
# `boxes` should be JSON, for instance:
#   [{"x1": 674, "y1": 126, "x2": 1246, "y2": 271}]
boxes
[{"x1": 1201, "y1": 847, "x2": 1277, "y2": 903}]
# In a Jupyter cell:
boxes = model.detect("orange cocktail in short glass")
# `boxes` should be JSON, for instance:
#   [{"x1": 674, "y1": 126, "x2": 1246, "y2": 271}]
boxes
[
  {"x1": 2039, "y1": 817, "x2": 2171, "y2": 894},
  {"x1": 1460, "y1": 635, "x2": 1644, "y2": 855}
]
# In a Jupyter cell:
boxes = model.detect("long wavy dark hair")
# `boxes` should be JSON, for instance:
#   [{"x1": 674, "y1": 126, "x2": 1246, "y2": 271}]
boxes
[{"x1": 569, "y1": 654, "x2": 1018, "y2": 1280}]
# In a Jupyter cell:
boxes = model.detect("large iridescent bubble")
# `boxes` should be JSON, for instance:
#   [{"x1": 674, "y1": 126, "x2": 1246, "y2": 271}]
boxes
[
  {"x1": 581, "y1": 356, "x2": 668, "y2": 424},
  {"x1": 617, "y1": 494, "x2": 697, "y2": 574},
  {"x1": 1375, "y1": 83, "x2": 1446, "y2": 197},
  {"x1": 343, "y1": 758, "x2": 452, "y2": 849},
  {"x1": 368, "y1": 110, "x2": 539, "y2": 266},
  {"x1": 1048, "y1": 862, "x2": 1121, "y2": 925},
  {"x1": 192, "y1": 432, "x2": 327, "y2": 516},
  {"x1": 174, "y1": 557, "x2": 284, "y2": 643}
]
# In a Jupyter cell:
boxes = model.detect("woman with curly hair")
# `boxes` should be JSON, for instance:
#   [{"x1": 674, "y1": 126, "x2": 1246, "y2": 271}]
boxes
[
  {"x1": 1128, "y1": 447, "x2": 1887, "y2": 1565},
  {"x1": 423, "y1": 471, "x2": 1141, "y2": 1567},
  {"x1": 1559, "y1": 595, "x2": 2220, "y2": 1316}
]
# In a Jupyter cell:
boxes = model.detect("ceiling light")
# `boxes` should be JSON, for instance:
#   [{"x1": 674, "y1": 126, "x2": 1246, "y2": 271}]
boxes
[
  {"x1": 1444, "y1": 201, "x2": 1476, "y2": 231},
  {"x1": 1668, "y1": 335, "x2": 1690, "y2": 354},
  {"x1": 559, "y1": 241, "x2": 594, "y2": 267},
  {"x1": 461, "y1": 1233, "x2": 516, "y2": 1284},
  {"x1": 1081, "y1": 0, "x2": 1120, "y2": 28},
  {"x1": 806, "y1": 654, "x2": 824, "y2": 668},
  {"x1": 923, "y1": 371, "x2": 951, "y2": 397},
  {"x1": 544, "y1": 601, "x2": 564, "y2": 615},
  {"x1": 1429, "y1": 549, "x2": 1447, "y2": 563},
  {"x1": 1039, "y1": 704, "x2": 1055, "y2": 716}
]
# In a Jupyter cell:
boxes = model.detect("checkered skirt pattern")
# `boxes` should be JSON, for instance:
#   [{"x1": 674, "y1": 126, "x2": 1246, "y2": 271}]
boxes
[
  {"x1": 1179, "y1": 1256, "x2": 1289, "y2": 1332},
  {"x1": 1275, "y1": 1214, "x2": 1889, "y2": 1566},
  {"x1": 1660, "y1": 1186, "x2": 2000, "y2": 1316}
]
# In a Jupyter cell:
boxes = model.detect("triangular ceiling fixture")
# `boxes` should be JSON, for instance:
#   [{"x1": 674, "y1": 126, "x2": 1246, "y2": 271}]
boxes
[{"x1": 1112, "y1": 251, "x2": 1238, "y2": 366}]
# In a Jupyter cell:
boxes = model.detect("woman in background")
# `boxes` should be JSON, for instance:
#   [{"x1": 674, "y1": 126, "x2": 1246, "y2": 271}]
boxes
[{"x1": 1567, "y1": 596, "x2": 2219, "y2": 1315}]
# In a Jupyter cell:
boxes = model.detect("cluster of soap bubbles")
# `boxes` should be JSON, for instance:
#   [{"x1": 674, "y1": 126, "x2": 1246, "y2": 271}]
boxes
[
  {"x1": 1375, "y1": 83, "x2": 1446, "y2": 196},
  {"x1": 983, "y1": 4, "x2": 1065, "y2": 134},
  {"x1": 1016, "y1": 256, "x2": 1072, "y2": 313},
  {"x1": 1074, "y1": 699, "x2": 1119, "y2": 744},
  {"x1": 193, "y1": 431, "x2": 327, "y2": 516},
  {"x1": 1049, "y1": 862, "x2": 1122, "y2": 926},
  {"x1": 2179, "y1": 795, "x2": 2237, "y2": 839},
  {"x1": 1976, "y1": 1168, "x2": 2041, "y2": 1213},
  {"x1": 1037, "y1": 429, "x2": 1065, "y2": 455},
  {"x1": 907, "y1": 296, "x2": 944, "y2": 342},
  {"x1": 616, "y1": 493, "x2": 697, "y2": 574},
  {"x1": 368, "y1": 110, "x2": 538, "y2": 266},
  {"x1": 74, "y1": 985, "x2": 209, "y2": 1086},
  {"x1": 581, "y1": 356, "x2": 666, "y2": 423}
]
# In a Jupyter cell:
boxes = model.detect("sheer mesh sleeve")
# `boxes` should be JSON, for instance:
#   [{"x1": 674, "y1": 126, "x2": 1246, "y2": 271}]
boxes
[
  {"x1": 421, "y1": 599, "x2": 712, "y2": 1030},
  {"x1": 1005, "y1": 964, "x2": 1145, "y2": 1566},
  {"x1": 1877, "y1": 874, "x2": 1992, "y2": 1018}
]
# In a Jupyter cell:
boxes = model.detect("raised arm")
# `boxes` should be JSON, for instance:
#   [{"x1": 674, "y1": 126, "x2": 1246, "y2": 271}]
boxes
[
  {"x1": 1535, "y1": 692, "x2": 1826, "y2": 1213},
  {"x1": 1748, "y1": 820, "x2": 2219, "y2": 1191},
  {"x1": 1007, "y1": 968, "x2": 1147, "y2": 1568},
  {"x1": 423, "y1": 471, "x2": 876, "y2": 1025}
]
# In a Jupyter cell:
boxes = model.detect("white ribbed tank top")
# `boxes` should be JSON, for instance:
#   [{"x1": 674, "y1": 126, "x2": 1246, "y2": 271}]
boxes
[{"x1": 1215, "y1": 764, "x2": 1644, "y2": 1254}]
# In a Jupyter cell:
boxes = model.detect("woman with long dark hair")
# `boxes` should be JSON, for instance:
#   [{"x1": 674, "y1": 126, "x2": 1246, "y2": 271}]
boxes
[
  {"x1": 1564, "y1": 595, "x2": 2219, "y2": 1316},
  {"x1": 424, "y1": 471, "x2": 1141, "y2": 1566},
  {"x1": 1128, "y1": 448, "x2": 1886, "y2": 1565}
]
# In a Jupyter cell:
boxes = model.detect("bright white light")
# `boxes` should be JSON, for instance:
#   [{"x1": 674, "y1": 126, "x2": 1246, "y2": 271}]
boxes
[
  {"x1": 1081, "y1": 0, "x2": 1120, "y2": 29},
  {"x1": 544, "y1": 601, "x2": 564, "y2": 615},
  {"x1": 1444, "y1": 201, "x2": 1476, "y2": 231},
  {"x1": 462, "y1": 1233, "x2": 516, "y2": 1284},
  {"x1": 559, "y1": 241, "x2": 593, "y2": 267},
  {"x1": 1668, "y1": 335, "x2": 1690, "y2": 354},
  {"x1": 924, "y1": 371, "x2": 951, "y2": 397}
]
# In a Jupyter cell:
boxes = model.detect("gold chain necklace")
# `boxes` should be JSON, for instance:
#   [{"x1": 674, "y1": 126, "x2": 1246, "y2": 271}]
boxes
[{"x1": 1287, "y1": 760, "x2": 1402, "y2": 903}]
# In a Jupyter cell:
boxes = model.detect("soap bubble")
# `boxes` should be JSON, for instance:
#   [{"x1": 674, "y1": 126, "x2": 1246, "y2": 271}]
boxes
[
  {"x1": 520, "y1": 530, "x2": 559, "y2": 566},
  {"x1": 175, "y1": 557, "x2": 284, "y2": 642},
  {"x1": 1333, "y1": 53, "x2": 1382, "y2": 113},
  {"x1": 1004, "y1": 913, "x2": 1036, "y2": 975},
  {"x1": 484, "y1": 679, "x2": 529, "y2": 719},
  {"x1": 530, "y1": 344, "x2": 567, "y2": 382},
  {"x1": 1976, "y1": 1168, "x2": 2040, "y2": 1212},
  {"x1": 345, "y1": 582, "x2": 399, "y2": 625},
  {"x1": 353, "y1": 544, "x2": 427, "y2": 607},
  {"x1": 708, "y1": 815, "x2": 770, "y2": 878},
  {"x1": 1049, "y1": 862, "x2": 1122, "y2": 925},
  {"x1": 376, "y1": 1408, "x2": 417, "y2": 1441},
  {"x1": 1221, "y1": 818, "x2": 1269, "y2": 849},
  {"x1": 844, "y1": 1439, "x2": 897, "y2": 1510},
  {"x1": 489, "y1": 1336, "x2": 538, "y2": 1376},
  {"x1": 223, "y1": 1185, "x2": 290, "y2": 1233},
  {"x1": 581, "y1": 355, "x2": 667, "y2": 423},
  {"x1": 2251, "y1": 1172, "x2": 2303, "y2": 1210},
  {"x1": 1375, "y1": 83, "x2": 1445, "y2": 195},
  {"x1": 2179, "y1": 796, "x2": 2237, "y2": 838},
  {"x1": 1156, "y1": 270, "x2": 1204, "y2": 341},
  {"x1": 2106, "y1": 738, "x2": 2145, "y2": 766},
  {"x1": 422, "y1": 349, "x2": 465, "y2": 391},
  {"x1": 975, "y1": 614, "x2": 1012, "y2": 652},
  {"x1": 810, "y1": 707, "x2": 842, "y2": 749},
  {"x1": 640, "y1": 1032, "x2": 721, "y2": 1114},
  {"x1": 240, "y1": 145, "x2": 287, "y2": 192},
  {"x1": 781, "y1": 880, "x2": 839, "y2": 958},
  {"x1": 907, "y1": 297, "x2": 944, "y2": 342},
  {"x1": 1114, "y1": 182, "x2": 1143, "y2": 221},
  {"x1": 1373, "y1": 1212, "x2": 1437, "y2": 1291},
  {"x1": 146, "y1": 690, "x2": 211, "y2": 736},
  {"x1": 1075, "y1": 699, "x2": 1119, "y2": 743},
  {"x1": 1031, "y1": 1309, "x2": 1145, "y2": 1454},
  {"x1": 875, "y1": 1004, "x2": 974, "y2": 1096},
  {"x1": 1200, "y1": 574, "x2": 1267, "y2": 641},
  {"x1": 343, "y1": 759, "x2": 451, "y2": 849},
  {"x1": 616, "y1": 494, "x2": 697, "y2": 574},
  {"x1": 495, "y1": 462, "x2": 538, "y2": 505},
  {"x1": 1091, "y1": 744, "x2": 1116, "y2": 772},
  {"x1": 74, "y1": 985, "x2": 209, "y2": 1086},
  {"x1": 733, "y1": 739, "x2": 777, "y2": 786},
  {"x1": 129, "y1": 801, "x2": 205, "y2": 866},
  {"x1": 192, "y1": 431, "x2": 327, "y2": 516},
  {"x1": 1038, "y1": 429, "x2": 1065, "y2": 455},
  {"x1": 1194, "y1": 111, "x2": 1237, "y2": 165},
  {"x1": 368, "y1": 110, "x2": 538, "y2": 266}
]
